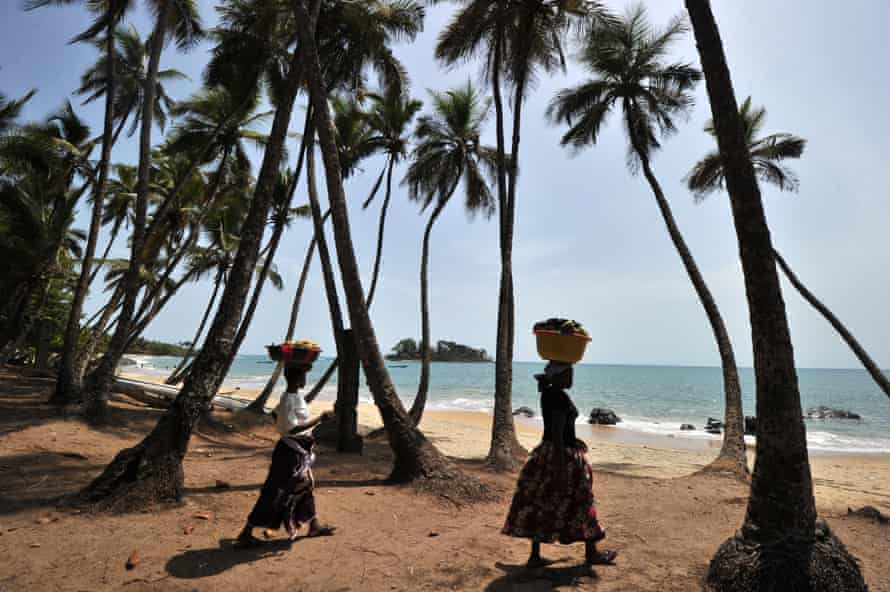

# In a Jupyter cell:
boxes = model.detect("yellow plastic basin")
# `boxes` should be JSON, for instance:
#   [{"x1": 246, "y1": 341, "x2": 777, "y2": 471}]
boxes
[{"x1": 534, "y1": 330, "x2": 591, "y2": 363}]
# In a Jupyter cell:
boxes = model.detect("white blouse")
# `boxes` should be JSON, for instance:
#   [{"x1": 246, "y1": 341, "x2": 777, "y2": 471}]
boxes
[{"x1": 275, "y1": 390, "x2": 311, "y2": 438}]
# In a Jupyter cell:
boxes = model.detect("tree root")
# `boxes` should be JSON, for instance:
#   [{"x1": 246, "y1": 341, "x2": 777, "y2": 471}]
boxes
[
  {"x1": 706, "y1": 521, "x2": 867, "y2": 592},
  {"x1": 699, "y1": 454, "x2": 750, "y2": 481},
  {"x1": 72, "y1": 444, "x2": 184, "y2": 513},
  {"x1": 485, "y1": 437, "x2": 527, "y2": 472}
]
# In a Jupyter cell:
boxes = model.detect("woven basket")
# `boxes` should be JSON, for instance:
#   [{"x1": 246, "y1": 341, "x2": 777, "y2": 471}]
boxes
[
  {"x1": 266, "y1": 343, "x2": 321, "y2": 365},
  {"x1": 534, "y1": 330, "x2": 591, "y2": 363}
]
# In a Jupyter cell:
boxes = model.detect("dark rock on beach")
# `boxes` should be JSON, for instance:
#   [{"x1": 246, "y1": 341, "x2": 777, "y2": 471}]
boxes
[
  {"x1": 680, "y1": 424, "x2": 696, "y2": 431},
  {"x1": 744, "y1": 416, "x2": 757, "y2": 436},
  {"x1": 588, "y1": 408, "x2": 621, "y2": 425},
  {"x1": 705, "y1": 417, "x2": 723, "y2": 435},
  {"x1": 512, "y1": 406, "x2": 535, "y2": 418},
  {"x1": 806, "y1": 406, "x2": 862, "y2": 421}
]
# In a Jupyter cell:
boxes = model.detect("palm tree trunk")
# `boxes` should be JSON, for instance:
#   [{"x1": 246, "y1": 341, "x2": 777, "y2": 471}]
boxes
[
  {"x1": 365, "y1": 157, "x2": 394, "y2": 306},
  {"x1": 225, "y1": 110, "x2": 312, "y2": 378},
  {"x1": 304, "y1": 122, "x2": 362, "y2": 448},
  {"x1": 488, "y1": 17, "x2": 528, "y2": 470},
  {"x1": 409, "y1": 184, "x2": 458, "y2": 425},
  {"x1": 74, "y1": 286, "x2": 123, "y2": 381},
  {"x1": 53, "y1": 24, "x2": 118, "y2": 404},
  {"x1": 165, "y1": 267, "x2": 224, "y2": 386},
  {"x1": 77, "y1": 45, "x2": 306, "y2": 507},
  {"x1": 83, "y1": 2, "x2": 170, "y2": 421},
  {"x1": 245, "y1": 237, "x2": 316, "y2": 412},
  {"x1": 87, "y1": 221, "x2": 122, "y2": 289},
  {"x1": 294, "y1": 0, "x2": 471, "y2": 485},
  {"x1": 685, "y1": 3, "x2": 866, "y2": 589},
  {"x1": 774, "y1": 248, "x2": 890, "y2": 398},
  {"x1": 634, "y1": 145, "x2": 747, "y2": 476}
]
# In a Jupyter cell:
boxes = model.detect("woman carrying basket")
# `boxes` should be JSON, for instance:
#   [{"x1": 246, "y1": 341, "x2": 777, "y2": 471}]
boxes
[
  {"x1": 502, "y1": 320, "x2": 617, "y2": 567},
  {"x1": 236, "y1": 342, "x2": 337, "y2": 547}
]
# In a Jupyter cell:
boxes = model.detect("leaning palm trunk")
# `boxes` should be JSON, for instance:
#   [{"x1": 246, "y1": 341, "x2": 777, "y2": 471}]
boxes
[
  {"x1": 409, "y1": 187, "x2": 456, "y2": 425},
  {"x1": 165, "y1": 267, "x2": 224, "y2": 386},
  {"x1": 87, "y1": 221, "x2": 121, "y2": 289},
  {"x1": 83, "y1": 3, "x2": 170, "y2": 421},
  {"x1": 54, "y1": 25, "x2": 117, "y2": 404},
  {"x1": 77, "y1": 48, "x2": 305, "y2": 507},
  {"x1": 224, "y1": 110, "x2": 312, "y2": 380},
  {"x1": 245, "y1": 237, "x2": 316, "y2": 411},
  {"x1": 294, "y1": 0, "x2": 475, "y2": 487},
  {"x1": 304, "y1": 123, "x2": 362, "y2": 450},
  {"x1": 247, "y1": 208, "x2": 335, "y2": 412},
  {"x1": 631, "y1": 135, "x2": 747, "y2": 477},
  {"x1": 74, "y1": 286, "x2": 123, "y2": 381},
  {"x1": 775, "y1": 248, "x2": 890, "y2": 399},
  {"x1": 365, "y1": 157, "x2": 395, "y2": 306},
  {"x1": 685, "y1": 2, "x2": 866, "y2": 589}
]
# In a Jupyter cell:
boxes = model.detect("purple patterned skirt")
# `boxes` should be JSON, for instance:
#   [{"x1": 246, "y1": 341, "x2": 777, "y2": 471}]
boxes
[{"x1": 502, "y1": 441, "x2": 604, "y2": 544}]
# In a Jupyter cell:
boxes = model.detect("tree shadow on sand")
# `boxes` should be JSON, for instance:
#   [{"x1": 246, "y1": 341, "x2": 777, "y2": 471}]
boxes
[
  {"x1": 484, "y1": 560, "x2": 599, "y2": 591},
  {"x1": 165, "y1": 538, "x2": 294, "y2": 579}
]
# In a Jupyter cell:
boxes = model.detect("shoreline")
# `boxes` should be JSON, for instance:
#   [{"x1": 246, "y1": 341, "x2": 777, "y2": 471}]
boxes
[
  {"x1": 118, "y1": 364, "x2": 890, "y2": 457},
  {"x1": 117, "y1": 369, "x2": 890, "y2": 513}
]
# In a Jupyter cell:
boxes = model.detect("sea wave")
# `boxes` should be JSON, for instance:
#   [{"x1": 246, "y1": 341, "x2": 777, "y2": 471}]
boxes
[{"x1": 611, "y1": 417, "x2": 890, "y2": 454}]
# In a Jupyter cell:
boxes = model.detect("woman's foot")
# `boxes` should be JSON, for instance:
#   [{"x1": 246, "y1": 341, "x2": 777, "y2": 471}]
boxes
[
  {"x1": 235, "y1": 532, "x2": 265, "y2": 549},
  {"x1": 307, "y1": 522, "x2": 336, "y2": 538},
  {"x1": 525, "y1": 556, "x2": 556, "y2": 569},
  {"x1": 585, "y1": 548, "x2": 618, "y2": 565}
]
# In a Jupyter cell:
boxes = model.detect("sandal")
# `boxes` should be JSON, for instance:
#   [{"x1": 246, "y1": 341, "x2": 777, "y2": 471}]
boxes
[
  {"x1": 585, "y1": 549, "x2": 618, "y2": 565},
  {"x1": 307, "y1": 525, "x2": 336, "y2": 537}
]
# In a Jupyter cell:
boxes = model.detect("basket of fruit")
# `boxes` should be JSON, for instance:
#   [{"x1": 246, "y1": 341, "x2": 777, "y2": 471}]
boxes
[
  {"x1": 533, "y1": 319, "x2": 591, "y2": 364},
  {"x1": 266, "y1": 340, "x2": 322, "y2": 365}
]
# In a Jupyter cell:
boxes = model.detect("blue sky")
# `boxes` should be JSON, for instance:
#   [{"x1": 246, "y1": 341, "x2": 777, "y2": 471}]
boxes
[{"x1": 2, "y1": 1, "x2": 890, "y2": 368}]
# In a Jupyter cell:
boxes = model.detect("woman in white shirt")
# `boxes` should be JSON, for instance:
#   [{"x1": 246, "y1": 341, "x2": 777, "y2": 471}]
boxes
[{"x1": 237, "y1": 363, "x2": 336, "y2": 547}]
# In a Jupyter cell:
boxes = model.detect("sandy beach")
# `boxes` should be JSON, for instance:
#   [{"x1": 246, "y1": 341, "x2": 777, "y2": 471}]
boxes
[
  {"x1": 1, "y1": 367, "x2": 888, "y2": 591},
  {"x1": 122, "y1": 368, "x2": 890, "y2": 512}
]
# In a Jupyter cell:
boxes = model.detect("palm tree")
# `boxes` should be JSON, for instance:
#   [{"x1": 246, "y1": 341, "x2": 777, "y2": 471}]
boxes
[
  {"x1": 292, "y1": 0, "x2": 480, "y2": 489},
  {"x1": 689, "y1": 99, "x2": 890, "y2": 400},
  {"x1": 89, "y1": 164, "x2": 136, "y2": 286},
  {"x1": 404, "y1": 83, "x2": 496, "y2": 425},
  {"x1": 687, "y1": 97, "x2": 805, "y2": 199},
  {"x1": 435, "y1": 0, "x2": 612, "y2": 470},
  {"x1": 0, "y1": 89, "x2": 36, "y2": 134},
  {"x1": 684, "y1": 2, "x2": 867, "y2": 589},
  {"x1": 77, "y1": 0, "x2": 309, "y2": 505},
  {"x1": 362, "y1": 87, "x2": 423, "y2": 305},
  {"x1": 26, "y1": 0, "x2": 137, "y2": 405},
  {"x1": 0, "y1": 104, "x2": 91, "y2": 361},
  {"x1": 77, "y1": 25, "x2": 187, "y2": 145},
  {"x1": 295, "y1": 0, "x2": 426, "y2": 439},
  {"x1": 83, "y1": 0, "x2": 203, "y2": 420},
  {"x1": 547, "y1": 5, "x2": 747, "y2": 476}
]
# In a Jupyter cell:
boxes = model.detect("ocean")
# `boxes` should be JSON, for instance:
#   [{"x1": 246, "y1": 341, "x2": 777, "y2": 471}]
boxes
[{"x1": 129, "y1": 355, "x2": 890, "y2": 454}]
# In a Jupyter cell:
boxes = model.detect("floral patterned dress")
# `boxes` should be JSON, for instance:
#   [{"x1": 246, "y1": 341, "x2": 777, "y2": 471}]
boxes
[{"x1": 502, "y1": 387, "x2": 605, "y2": 544}]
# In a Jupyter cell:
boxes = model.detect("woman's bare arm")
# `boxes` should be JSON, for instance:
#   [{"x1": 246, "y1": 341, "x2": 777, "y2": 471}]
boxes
[{"x1": 289, "y1": 411, "x2": 334, "y2": 435}]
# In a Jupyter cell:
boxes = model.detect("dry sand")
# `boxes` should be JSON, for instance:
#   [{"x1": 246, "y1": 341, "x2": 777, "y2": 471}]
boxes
[{"x1": 1, "y1": 367, "x2": 888, "y2": 591}]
